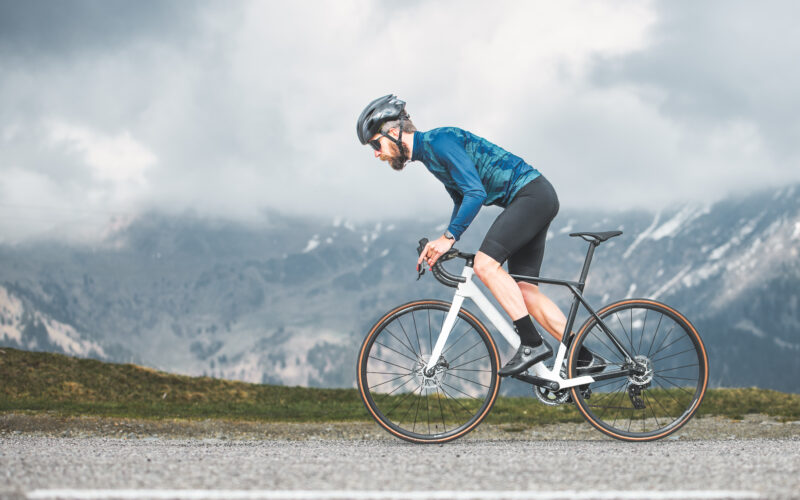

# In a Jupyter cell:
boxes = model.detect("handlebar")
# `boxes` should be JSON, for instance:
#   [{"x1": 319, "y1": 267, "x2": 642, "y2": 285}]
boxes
[{"x1": 416, "y1": 238, "x2": 474, "y2": 288}]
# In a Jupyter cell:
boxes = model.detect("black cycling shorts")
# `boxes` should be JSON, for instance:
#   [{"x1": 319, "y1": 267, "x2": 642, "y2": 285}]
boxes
[{"x1": 478, "y1": 175, "x2": 559, "y2": 279}]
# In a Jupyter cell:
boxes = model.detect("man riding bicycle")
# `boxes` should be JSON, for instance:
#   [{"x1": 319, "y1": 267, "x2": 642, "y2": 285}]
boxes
[{"x1": 357, "y1": 94, "x2": 599, "y2": 377}]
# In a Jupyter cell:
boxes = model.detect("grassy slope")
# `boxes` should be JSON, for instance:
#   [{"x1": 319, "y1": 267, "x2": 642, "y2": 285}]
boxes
[{"x1": 1, "y1": 348, "x2": 798, "y2": 423}]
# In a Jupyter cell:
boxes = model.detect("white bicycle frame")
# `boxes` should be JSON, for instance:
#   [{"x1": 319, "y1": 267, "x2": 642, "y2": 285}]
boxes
[{"x1": 423, "y1": 266, "x2": 596, "y2": 389}]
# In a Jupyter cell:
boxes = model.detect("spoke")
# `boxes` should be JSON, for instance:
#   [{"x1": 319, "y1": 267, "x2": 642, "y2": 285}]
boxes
[
  {"x1": 395, "y1": 314, "x2": 420, "y2": 358},
  {"x1": 442, "y1": 323, "x2": 474, "y2": 356},
  {"x1": 659, "y1": 374, "x2": 699, "y2": 382},
  {"x1": 649, "y1": 325, "x2": 677, "y2": 360},
  {"x1": 384, "y1": 380, "x2": 421, "y2": 418},
  {"x1": 615, "y1": 313, "x2": 635, "y2": 355},
  {"x1": 369, "y1": 372, "x2": 413, "y2": 390},
  {"x1": 451, "y1": 354, "x2": 489, "y2": 370},
  {"x1": 448, "y1": 339, "x2": 484, "y2": 364},
  {"x1": 657, "y1": 363, "x2": 699, "y2": 372},
  {"x1": 589, "y1": 329, "x2": 626, "y2": 364},
  {"x1": 441, "y1": 381, "x2": 482, "y2": 401},
  {"x1": 587, "y1": 405, "x2": 637, "y2": 411},
  {"x1": 411, "y1": 310, "x2": 423, "y2": 357},
  {"x1": 646, "y1": 313, "x2": 665, "y2": 357},
  {"x1": 367, "y1": 371, "x2": 409, "y2": 376},
  {"x1": 646, "y1": 388, "x2": 674, "y2": 425},
  {"x1": 630, "y1": 308, "x2": 634, "y2": 354},
  {"x1": 627, "y1": 405, "x2": 634, "y2": 432},
  {"x1": 652, "y1": 346, "x2": 698, "y2": 364},
  {"x1": 435, "y1": 386, "x2": 447, "y2": 432},
  {"x1": 650, "y1": 334, "x2": 690, "y2": 359},
  {"x1": 383, "y1": 327, "x2": 418, "y2": 358},
  {"x1": 588, "y1": 378, "x2": 629, "y2": 391},
  {"x1": 411, "y1": 385, "x2": 424, "y2": 432},
  {"x1": 369, "y1": 355, "x2": 412, "y2": 372},
  {"x1": 652, "y1": 377, "x2": 689, "y2": 409},
  {"x1": 440, "y1": 385, "x2": 462, "y2": 422},
  {"x1": 375, "y1": 341, "x2": 418, "y2": 364},
  {"x1": 655, "y1": 374, "x2": 696, "y2": 397},
  {"x1": 447, "y1": 371, "x2": 491, "y2": 389},
  {"x1": 588, "y1": 380, "x2": 628, "y2": 405},
  {"x1": 449, "y1": 368, "x2": 493, "y2": 373},
  {"x1": 425, "y1": 384, "x2": 431, "y2": 435},
  {"x1": 610, "y1": 383, "x2": 630, "y2": 428},
  {"x1": 439, "y1": 384, "x2": 477, "y2": 417},
  {"x1": 376, "y1": 375, "x2": 416, "y2": 406},
  {"x1": 638, "y1": 308, "x2": 648, "y2": 354}
]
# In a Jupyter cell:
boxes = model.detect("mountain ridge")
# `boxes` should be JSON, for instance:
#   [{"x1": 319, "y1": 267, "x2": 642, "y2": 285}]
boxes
[{"x1": 1, "y1": 184, "x2": 798, "y2": 393}]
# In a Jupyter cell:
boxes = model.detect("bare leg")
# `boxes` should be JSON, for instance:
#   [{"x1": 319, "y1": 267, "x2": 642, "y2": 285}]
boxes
[
  {"x1": 473, "y1": 252, "x2": 528, "y2": 320},
  {"x1": 518, "y1": 281, "x2": 567, "y2": 342}
]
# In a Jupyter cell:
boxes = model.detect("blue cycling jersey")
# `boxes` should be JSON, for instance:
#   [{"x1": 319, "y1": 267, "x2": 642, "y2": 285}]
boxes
[{"x1": 410, "y1": 127, "x2": 541, "y2": 240}]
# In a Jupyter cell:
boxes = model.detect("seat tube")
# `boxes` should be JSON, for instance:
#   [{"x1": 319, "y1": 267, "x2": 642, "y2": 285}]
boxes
[{"x1": 578, "y1": 242, "x2": 598, "y2": 285}]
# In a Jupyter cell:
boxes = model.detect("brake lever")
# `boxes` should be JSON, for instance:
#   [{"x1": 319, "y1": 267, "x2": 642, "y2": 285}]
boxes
[{"x1": 416, "y1": 237, "x2": 429, "y2": 280}]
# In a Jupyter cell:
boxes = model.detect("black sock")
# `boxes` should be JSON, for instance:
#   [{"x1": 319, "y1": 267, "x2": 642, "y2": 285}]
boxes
[{"x1": 513, "y1": 316, "x2": 543, "y2": 347}]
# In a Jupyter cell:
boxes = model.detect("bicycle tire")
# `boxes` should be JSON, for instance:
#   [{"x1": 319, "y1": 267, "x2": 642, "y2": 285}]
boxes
[
  {"x1": 357, "y1": 300, "x2": 500, "y2": 444},
  {"x1": 568, "y1": 299, "x2": 709, "y2": 441}
]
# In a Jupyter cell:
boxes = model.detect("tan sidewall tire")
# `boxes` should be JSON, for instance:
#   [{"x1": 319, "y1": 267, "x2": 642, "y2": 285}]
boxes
[
  {"x1": 356, "y1": 299, "x2": 501, "y2": 444},
  {"x1": 568, "y1": 299, "x2": 709, "y2": 442}
]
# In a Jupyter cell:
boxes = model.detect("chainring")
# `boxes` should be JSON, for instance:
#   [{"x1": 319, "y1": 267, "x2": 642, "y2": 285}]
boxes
[{"x1": 534, "y1": 385, "x2": 571, "y2": 406}]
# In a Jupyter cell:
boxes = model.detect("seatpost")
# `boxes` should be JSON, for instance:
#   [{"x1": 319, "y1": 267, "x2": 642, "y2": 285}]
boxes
[{"x1": 577, "y1": 241, "x2": 599, "y2": 289}]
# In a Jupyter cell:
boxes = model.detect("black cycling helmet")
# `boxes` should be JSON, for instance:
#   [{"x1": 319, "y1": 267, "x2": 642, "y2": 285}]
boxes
[{"x1": 356, "y1": 94, "x2": 408, "y2": 145}]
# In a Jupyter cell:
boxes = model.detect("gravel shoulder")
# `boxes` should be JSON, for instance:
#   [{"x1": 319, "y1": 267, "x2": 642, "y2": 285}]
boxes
[{"x1": 2, "y1": 412, "x2": 799, "y2": 441}]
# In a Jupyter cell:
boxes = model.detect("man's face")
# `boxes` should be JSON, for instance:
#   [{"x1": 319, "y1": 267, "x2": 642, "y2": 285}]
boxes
[{"x1": 370, "y1": 130, "x2": 409, "y2": 171}]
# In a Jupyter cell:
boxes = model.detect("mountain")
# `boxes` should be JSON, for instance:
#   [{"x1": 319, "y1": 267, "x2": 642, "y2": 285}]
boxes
[{"x1": 1, "y1": 186, "x2": 799, "y2": 394}]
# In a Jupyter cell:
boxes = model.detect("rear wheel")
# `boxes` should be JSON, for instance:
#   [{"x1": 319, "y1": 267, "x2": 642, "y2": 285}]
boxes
[
  {"x1": 568, "y1": 299, "x2": 708, "y2": 441},
  {"x1": 357, "y1": 300, "x2": 500, "y2": 443}
]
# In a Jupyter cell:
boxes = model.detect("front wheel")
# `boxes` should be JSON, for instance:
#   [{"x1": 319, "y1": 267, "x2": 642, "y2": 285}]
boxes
[
  {"x1": 357, "y1": 300, "x2": 500, "y2": 443},
  {"x1": 568, "y1": 299, "x2": 709, "y2": 441}
]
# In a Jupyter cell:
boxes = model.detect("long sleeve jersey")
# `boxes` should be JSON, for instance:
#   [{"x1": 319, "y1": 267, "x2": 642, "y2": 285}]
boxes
[{"x1": 410, "y1": 127, "x2": 540, "y2": 240}]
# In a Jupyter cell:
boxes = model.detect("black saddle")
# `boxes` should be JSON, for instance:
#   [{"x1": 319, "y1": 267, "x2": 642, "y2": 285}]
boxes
[{"x1": 569, "y1": 230, "x2": 623, "y2": 243}]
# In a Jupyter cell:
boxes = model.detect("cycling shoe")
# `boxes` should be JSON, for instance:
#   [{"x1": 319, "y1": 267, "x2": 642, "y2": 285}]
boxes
[{"x1": 498, "y1": 342, "x2": 553, "y2": 377}]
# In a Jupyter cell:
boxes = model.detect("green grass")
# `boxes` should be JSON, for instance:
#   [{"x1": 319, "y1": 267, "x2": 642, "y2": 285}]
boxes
[{"x1": 1, "y1": 347, "x2": 798, "y2": 424}]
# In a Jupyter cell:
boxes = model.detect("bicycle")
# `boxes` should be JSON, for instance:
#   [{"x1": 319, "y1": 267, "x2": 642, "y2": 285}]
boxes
[{"x1": 356, "y1": 230, "x2": 709, "y2": 443}]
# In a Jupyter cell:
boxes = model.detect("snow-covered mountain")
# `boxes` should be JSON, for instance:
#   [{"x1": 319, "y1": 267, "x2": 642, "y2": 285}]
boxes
[{"x1": 1, "y1": 186, "x2": 798, "y2": 393}]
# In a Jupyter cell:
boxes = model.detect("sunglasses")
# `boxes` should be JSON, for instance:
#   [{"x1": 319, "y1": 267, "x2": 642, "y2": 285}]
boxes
[{"x1": 369, "y1": 138, "x2": 382, "y2": 151}]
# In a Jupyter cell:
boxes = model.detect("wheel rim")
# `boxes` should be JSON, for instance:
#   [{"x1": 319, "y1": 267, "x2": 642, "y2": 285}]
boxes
[
  {"x1": 359, "y1": 302, "x2": 499, "y2": 442},
  {"x1": 570, "y1": 301, "x2": 708, "y2": 440}
]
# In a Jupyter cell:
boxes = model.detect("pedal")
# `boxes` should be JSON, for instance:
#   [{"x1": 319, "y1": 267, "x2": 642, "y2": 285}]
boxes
[{"x1": 627, "y1": 384, "x2": 645, "y2": 410}]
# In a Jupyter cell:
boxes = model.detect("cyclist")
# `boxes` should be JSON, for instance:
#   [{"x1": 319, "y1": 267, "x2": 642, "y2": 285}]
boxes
[{"x1": 357, "y1": 94, "x2": 598, "y2": 376}]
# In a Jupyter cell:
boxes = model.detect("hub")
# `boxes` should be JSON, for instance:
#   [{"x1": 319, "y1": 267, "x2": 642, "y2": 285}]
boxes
[
  {"x1": 414, "y1": 355, "x2": 448, "y2": 389},
  {"x1": 628, "y1": 354, "x2": 654, "y2": 385}
]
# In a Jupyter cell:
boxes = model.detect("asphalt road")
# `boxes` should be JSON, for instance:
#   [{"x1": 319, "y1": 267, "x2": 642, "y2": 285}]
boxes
[{"x1": 2, "y1": 436, "x2": 798, "y2": 500}]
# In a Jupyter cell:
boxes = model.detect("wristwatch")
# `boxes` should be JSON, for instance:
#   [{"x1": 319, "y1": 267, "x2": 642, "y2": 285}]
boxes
[{"x1": 443, "y1": 230, "x2": 455, "y2": 241}]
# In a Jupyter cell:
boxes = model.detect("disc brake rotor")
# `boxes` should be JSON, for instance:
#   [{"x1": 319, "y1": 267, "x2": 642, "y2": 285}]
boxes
[
  {"x1": 628, "y1": 354, "x2": 654, "y2": 385},
  {"x1": 413, "y1": 355, "x2": 448, "y2": 389}
]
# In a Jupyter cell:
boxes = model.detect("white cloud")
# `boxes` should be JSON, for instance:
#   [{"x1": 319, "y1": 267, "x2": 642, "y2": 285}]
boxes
[
  {"x1": 1, "y1": 0, "x2": 799, "y2": 242},
  {"x1": 48, "y1": 121, "x2": 156, "y2": 185}
]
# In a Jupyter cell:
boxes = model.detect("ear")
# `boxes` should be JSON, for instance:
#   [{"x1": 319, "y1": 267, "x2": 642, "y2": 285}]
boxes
[{"x1": 386, "y1": 128, "x2": 400, "y2": 139}]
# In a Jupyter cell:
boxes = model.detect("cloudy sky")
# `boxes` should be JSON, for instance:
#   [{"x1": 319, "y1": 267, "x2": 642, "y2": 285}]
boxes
[{"x1": 1, "y1": 0, "x2": 798, "y2": 242}]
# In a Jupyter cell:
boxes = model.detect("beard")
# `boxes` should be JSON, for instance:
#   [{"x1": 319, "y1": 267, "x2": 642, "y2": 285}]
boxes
[{"x1": 385, "y1": 139, "x2": 411, "y2": 171}]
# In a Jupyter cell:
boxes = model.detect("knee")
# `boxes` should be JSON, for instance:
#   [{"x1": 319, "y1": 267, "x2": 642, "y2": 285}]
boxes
[{"x1": 473, "y1": 252, "x2": 500, "y2": 282}]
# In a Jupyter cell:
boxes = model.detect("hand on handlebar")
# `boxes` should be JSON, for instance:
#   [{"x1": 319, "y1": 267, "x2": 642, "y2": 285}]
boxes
[{"x1": 417, "y1": 235, "x2": 455, "y2": 270}]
